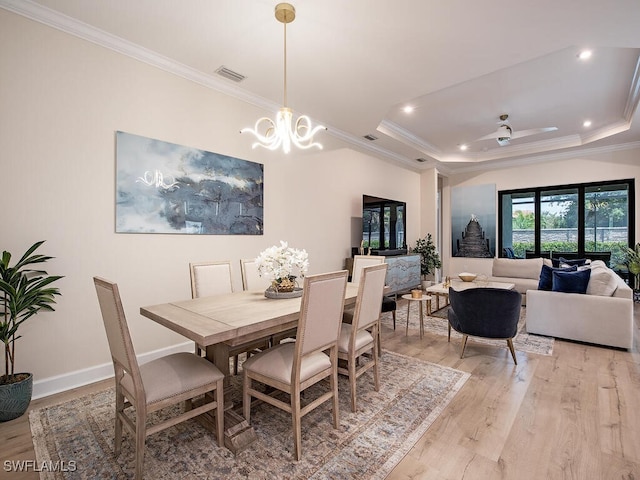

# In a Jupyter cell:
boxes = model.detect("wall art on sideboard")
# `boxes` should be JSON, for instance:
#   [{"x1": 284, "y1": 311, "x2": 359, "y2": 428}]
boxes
[
  {"x1": 451, "y1": 183, "x2": 495, "y2": 257},
  {"x1": 116, "y1": 131, "x2": 263, "y2": 235}
]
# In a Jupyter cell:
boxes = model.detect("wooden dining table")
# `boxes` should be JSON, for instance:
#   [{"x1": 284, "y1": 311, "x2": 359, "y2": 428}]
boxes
[{"x1": 140, "y1": 282, "x2": 360, "y2": 378}]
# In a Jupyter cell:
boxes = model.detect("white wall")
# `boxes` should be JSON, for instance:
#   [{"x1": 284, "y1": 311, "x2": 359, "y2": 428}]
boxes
[
  {"x1": 438, "y1": 152, "x2": 640, "y2": 278},
  {"x1": 0, "y1": 10, "x2": 421, "y2": 396}
]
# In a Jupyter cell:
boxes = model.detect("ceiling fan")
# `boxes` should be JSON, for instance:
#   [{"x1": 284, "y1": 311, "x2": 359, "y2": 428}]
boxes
[{"x1": 476, "y1": 114, "x2": 558, "y2": 146}]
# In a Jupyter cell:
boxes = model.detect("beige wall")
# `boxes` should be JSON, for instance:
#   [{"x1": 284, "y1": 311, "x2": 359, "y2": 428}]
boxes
[
  {"x1": 439, "y1": 152, "x2": 640, "y2": 278},
  {"x1": 0, "y1": 11, "x2": 420, "y2": 396}
]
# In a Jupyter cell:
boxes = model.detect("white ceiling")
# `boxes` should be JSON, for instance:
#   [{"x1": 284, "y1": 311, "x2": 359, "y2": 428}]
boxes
[{"x1": 5, "y1": 0, "x2": 640, "y2": 173}]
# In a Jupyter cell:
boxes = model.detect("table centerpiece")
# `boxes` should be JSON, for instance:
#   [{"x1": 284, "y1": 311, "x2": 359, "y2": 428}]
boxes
[{"x1": 255, "y1": 241, "x2": 309, "y2": 298}]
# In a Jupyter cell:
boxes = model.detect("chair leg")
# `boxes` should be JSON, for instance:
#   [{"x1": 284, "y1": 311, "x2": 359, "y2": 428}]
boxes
[
  {"x1": 291, "y1": 388, "x2": 302, "y2": 461},
  {"x1": 448, "y1": 323, "x2": 451, "y2": 342},
  {"x1": 331, "y1": 349, "x2": 340, "y2": 429},
  {"x1": 460, "y1": 334, "x2": 468, "y2": 358},
  {"x1": 392, "y1": 310, "x2": 396, "y2": 330},
  {"x1": 507, "y1": 338, "x2": 518, "y2": 365},
  {"x1": 376, "y1": 318, "x2": 382, "y2": 358},
  {"x1": 215, "y1": 378, "x2": 225, "y2": 448},
  {"x1": 372, "y1": 327, "x2": 380, "y2": 393},
  {"x1": 134, "y1": 408, "x2": 146, "y2": 480},
  {"x1": 114, "y1": 387, "x2": 124, "y2": 456},
  {"x1": 348, "y1": 354, "x2": 358, "y2": 413},
  {"x1": 243, "y1": 374, "x2": 251, "y2": 423}
]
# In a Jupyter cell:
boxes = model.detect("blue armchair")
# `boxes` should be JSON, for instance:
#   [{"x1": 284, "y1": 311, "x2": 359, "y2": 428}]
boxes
[{"x1": 447, "y1": 287, "x2": 522, "y2": 364}]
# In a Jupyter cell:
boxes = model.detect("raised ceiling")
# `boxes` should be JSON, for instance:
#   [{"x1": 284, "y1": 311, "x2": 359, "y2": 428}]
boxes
[{"x1": 4, "y1": 0, "x2": 640, "y2": 173}]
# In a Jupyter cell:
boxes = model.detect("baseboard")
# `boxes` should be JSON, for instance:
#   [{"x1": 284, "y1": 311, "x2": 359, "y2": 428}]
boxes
[{"x1": 32, "y1": 341, "x2": 194, "y2": 400}]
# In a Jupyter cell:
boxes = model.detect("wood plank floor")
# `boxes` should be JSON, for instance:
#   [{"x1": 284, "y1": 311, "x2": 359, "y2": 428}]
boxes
[{"x1": 1, "y1": 305, "x2": 638, "y2": 479}]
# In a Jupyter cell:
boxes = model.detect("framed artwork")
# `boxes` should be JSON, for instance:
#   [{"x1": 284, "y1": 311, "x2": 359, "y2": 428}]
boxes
[
  {"x1": 116, "y1": 131, "x2": 263, "y2": 235},
  {"x1": 451, "y1": 184, "x2": 496, "y2": 257}
]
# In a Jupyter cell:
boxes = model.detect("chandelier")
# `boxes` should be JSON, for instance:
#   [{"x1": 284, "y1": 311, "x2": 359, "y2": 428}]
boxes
[{"x1": 241, "y1": 3, "x2": 325, "y2": 154}]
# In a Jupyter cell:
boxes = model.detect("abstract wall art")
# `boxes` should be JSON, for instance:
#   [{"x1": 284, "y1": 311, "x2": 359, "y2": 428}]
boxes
[{"x1": 116, "y1": 131, "x2": 263, "y2": 235}]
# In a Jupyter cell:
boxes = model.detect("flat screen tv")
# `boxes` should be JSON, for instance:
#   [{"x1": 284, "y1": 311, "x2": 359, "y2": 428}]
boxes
[{"x1": 362, "y1": 195, "x2": 407, "y2": 255}]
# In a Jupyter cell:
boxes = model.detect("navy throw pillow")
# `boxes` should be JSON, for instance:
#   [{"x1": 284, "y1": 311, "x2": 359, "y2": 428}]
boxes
[
  {"x1": 551, "y1": 258, "x2": 561, "y2": 268},
  {"x1": 559, "y1": 257, "x2": 588, "y2": 267},
  {"x1": 538, "y1": 264, "x2": 577, "y2": 291},
  {"x1": 552, "y1": 268, "x2": 591, "y2": 294}
]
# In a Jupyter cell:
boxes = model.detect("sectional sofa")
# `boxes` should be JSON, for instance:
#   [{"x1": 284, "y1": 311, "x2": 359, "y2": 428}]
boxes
[{"x1": 488, "y1": 257, "x2": 634, "y2": 349}]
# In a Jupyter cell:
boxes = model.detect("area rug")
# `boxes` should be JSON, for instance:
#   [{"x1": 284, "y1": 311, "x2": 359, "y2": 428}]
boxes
[
  {"x1": 29, "y1": 351, "x2": 469, "y2": 479},
  {"x1": 383, "y1": 300, "x2": 554, "y2": 356}
]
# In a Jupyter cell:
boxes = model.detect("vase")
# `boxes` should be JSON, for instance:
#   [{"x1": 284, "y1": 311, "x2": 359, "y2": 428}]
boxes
[
  {"x1": 272, "y1": 276, "x2": 297, "y2": 293},
  {"x1": 0, "y1": 373, "x2": 33, "y2": 422}
]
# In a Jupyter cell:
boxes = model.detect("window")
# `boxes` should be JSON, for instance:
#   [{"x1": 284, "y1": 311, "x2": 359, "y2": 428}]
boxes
[{"x1": 498, "y1": 179, "x2": 634, "y2": 267}]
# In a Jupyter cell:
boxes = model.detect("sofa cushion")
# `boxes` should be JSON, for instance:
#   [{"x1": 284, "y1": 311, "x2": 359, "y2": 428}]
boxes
[
  {"x1": 538, "y1": 264, "x2": 577, "y2": 291},
  {"x1": 559, "y1": 257, "x2": 589, "y2": 267},
  {"x1": 552, "y1": 268, "x2": 591, "y2": 294},
  {"x1": 492, "y1": 257, "x2": 543, "y2": 279},
  {"x1": 586, "y1": 266, "x2": 619, "y2": 296}
]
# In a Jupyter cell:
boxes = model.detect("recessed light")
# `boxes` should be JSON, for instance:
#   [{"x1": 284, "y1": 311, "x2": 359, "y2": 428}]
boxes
[
  {"x1": 583, "y1": 120, "x2": 592, "y2": 127},
  {"x1": 578, "y1": 50, "x2": 592, "y2": 60},
  {"x1": 403, "y1": 106, "x2": 414, "y2": 114},
  {"x1": 459, "y1": 144, "x2": 468, "y2": 151}
]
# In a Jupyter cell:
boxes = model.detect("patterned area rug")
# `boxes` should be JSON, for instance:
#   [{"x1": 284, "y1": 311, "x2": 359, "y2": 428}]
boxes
[
  {"x1": 382, "y1": 300, "x2": 554, "y2": 356},
  {"x1": 29, "y1": 351, "x2": 469, "y2": 479}
]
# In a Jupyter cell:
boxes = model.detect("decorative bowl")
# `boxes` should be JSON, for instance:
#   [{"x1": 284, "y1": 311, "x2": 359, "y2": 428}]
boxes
[{"x1": 458, "y1": 272, "x2": 477, "y2": 282}]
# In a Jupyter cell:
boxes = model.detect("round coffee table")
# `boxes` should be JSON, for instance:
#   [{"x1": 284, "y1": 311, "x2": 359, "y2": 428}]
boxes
[{"x1": 401, "y1": 294, "x2": 433, "y2": 339}]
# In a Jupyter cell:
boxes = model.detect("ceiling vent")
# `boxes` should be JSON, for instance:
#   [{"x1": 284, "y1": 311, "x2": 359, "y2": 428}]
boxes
[
  {"x1": 416, "y1": 157, "x2": 428, "y2": 163},
  {"x1": 363, "y1": 134, "x2": 378, "y2": 141},
  {"x1": 215, "y1": 66, "x2": 246, "y2": 83}
]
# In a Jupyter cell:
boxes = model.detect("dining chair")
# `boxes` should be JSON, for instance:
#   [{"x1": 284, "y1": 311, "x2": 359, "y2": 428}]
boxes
[
  {"x1": 242, "y1": 270, "x2": 348, "y2": 461},
  {"x1": 240, "y1": 258, "x2": 271, "y2": 291},
  {"x1": 241, "y1": 258, "x2": 297, "y2": 347},
  {"x1": 348, "y1": 255, "x2": 396, "y2": 353},
  {"x1": 93, "y1": 277, "x2": 224, "y2": 480},
  {"x1": 190, "y1": 261, "x2": 268, "y2": 375},
  {"x1": 338, "y1": 263, "x2": 387, "y2": 412}
]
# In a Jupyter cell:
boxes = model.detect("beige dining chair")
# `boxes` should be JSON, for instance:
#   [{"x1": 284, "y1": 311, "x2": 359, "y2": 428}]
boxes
[
  {"x1": 190, "y1": 261, "x2": 268, "y2": 375},
  {"x1": 338, "y1": 263, "x2": 387, "y2": 412},
  {"x1": 239, "y1": 258, "x2": 271, "y2": 291},
  {"x1": 348, "y1": 255, "x2": 396, "y2": 353},
  {"x1": 241, "y1": 258, "x2": 297, "y2": 346},
  {"x1": 242, "y1": 270, "x2": 349, "y2": 461},
  {"x1": 93, "y1": 277, "x2": 224, "y2": 480}
]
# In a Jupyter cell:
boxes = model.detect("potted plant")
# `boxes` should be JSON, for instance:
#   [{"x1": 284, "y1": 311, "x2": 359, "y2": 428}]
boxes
[
  {"x1": 413, "y1": 233, "x2": 442, "y2": 289},
  {"x1": 616, "y1": 242, "x2": 640, "y2": 302},
  {"x1": 0, "y1": 241, "x2": 62, "y2": 421}
]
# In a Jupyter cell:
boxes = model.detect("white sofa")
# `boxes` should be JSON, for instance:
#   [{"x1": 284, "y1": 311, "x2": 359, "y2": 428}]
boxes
[
  {"x1": 527, "y1": 261, "x2": 633, "y2": 349},
  {"x1": 488, "y1": 257, "x2": 547, "y2": 305},
  {"x1": 490, "y1": 258, "x2": 634, "y2": 349}
]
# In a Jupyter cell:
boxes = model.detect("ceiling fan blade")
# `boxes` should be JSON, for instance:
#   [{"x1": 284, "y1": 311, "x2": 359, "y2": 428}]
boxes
[
  {"x1": 475, "y1": 131, "x2": 502, "y2": 141},
  {"x1": 510, "y1": 126, "x2": 558, "y2": 140}
]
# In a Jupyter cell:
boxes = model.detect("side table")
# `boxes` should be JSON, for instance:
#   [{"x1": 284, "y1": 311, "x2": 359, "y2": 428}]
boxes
[{"x1": 401, "y1": 294, "x2": 433, "y2": 339}]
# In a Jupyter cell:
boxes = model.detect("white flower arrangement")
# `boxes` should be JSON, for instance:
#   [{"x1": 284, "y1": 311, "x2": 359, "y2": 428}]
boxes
[{"x1": 255, "y1": 241, "x2": 309, "y2": 287}]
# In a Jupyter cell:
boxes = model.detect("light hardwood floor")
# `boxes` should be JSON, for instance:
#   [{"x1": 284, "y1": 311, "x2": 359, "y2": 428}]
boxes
[{"x1": 1, "y1": 305, "x2": 639, "y2": 479}]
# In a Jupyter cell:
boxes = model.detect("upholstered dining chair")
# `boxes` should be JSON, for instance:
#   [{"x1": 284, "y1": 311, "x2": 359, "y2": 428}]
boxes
[
  {"x1": 338, "y1": 263, "x2": 387, "y2": 412},
  {"x1": 240, "y1": 258, "x2": 271, "y2": 291},
  {"x1": 447, "y1": 287, "x2": 522, "y2": 364},
  {"x1": 190, "y1": 261, "x2": 268, "y2": 375},
  {"x1": 93, "y1": 277, "x2": 224, "y2": 480},
  {"x1": 348, "y1": 255, "x2": 396, "y2": 355},
  {"x1": 240, "y1": 258, "x2": 296, "y2": 346},
  {"x1": 242, "y1": 270, "x2": 349, "y2": 461}
]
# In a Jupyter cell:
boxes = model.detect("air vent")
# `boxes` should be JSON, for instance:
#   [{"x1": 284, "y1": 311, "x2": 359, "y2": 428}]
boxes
[
  {"x1": 363, "y1": 134, "x2": 378, "y2": 141},
  {"x1": 215, "y1": 66, "x2": 246, "y2": 83},
  {"x1": 416, "y1": 158, "x2": 428, "y2": 163}
]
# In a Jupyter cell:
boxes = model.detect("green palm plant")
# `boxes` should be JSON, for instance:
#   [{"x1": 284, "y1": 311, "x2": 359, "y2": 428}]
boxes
[
  {"x1": 0, "y1": 241, "x2": 63, "y2": 385},
  {"x1": 616, "y1": 242, "x2": 640, "y2": 291}
]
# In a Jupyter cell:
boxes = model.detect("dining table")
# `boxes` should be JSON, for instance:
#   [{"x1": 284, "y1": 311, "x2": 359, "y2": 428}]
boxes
[{"x1": 140, "y1": 282, "x2": 360, "y2": 378}]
